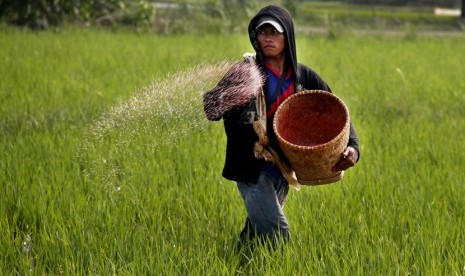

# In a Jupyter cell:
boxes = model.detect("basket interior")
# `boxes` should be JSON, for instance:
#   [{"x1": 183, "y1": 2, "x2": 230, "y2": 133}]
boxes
[{"x1": 276, "y1": 92, "x2": 348, "y2": 147}]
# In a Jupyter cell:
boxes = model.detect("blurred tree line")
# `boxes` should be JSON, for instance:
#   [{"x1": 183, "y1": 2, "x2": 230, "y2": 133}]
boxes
[
  {"x1": 0, "y1": 0, "x2": 463, "y2": 30},
  {"x1": 233, "y1": 0, "x2": 464, "y2": 17},
  {"x1": 462, "y1": 0, "x2": 465, "y2": 18},
  {"x1": 343, "y1": 0, "x2": 460, "y2": 6},
  {"x1": 0, "y1": 0, "x2": 155, "y2": 29}
]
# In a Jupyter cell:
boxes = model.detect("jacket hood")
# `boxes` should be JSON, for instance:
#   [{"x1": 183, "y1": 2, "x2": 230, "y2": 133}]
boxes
[{"x1": 248, "y1": 5, "x2": 298, "y2": 79}]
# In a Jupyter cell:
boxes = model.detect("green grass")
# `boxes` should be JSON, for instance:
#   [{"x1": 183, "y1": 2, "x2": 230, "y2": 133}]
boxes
[{"x1": 1, "y1": 26, "x2": 465, "y2": 274}]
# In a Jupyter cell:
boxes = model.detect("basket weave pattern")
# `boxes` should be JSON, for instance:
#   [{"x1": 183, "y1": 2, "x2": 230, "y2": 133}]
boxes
[{"x1": 273, "y1": 90, "x2": 350, "y2": 185}]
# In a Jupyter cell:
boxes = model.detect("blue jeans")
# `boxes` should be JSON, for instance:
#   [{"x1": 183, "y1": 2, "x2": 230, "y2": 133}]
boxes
[{"x1": 237, "y1": 171, "x2": 290, "y2": 244}]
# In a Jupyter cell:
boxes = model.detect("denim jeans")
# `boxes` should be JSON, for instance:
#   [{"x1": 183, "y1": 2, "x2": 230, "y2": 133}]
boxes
[{"x1": 237, "y1": 171, "x2": 290, "y2": 244}]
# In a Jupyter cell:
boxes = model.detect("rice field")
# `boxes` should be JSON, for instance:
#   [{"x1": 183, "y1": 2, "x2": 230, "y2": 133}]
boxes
[{"x1": 1, "y1": 26, "x2": 465, "y2": 274}]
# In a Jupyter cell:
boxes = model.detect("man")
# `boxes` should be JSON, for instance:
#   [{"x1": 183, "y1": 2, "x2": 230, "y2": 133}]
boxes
[{"x1": 214, "y1": 5, "x2": 360, "y2": 247}]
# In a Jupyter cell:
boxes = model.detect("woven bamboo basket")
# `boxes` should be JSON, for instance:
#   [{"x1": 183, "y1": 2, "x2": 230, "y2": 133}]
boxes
[{"x1": 273, "y1": 90, "x2": 350, "y2": 185}]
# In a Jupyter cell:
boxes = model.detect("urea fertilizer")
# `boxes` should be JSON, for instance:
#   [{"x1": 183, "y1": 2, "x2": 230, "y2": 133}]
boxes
[
  {"x1": 81, "y1": 60, "x2": 263, "y2": 187},
  {"x1": 89, "y1": 61, "x2": 234, "y2": 142}
]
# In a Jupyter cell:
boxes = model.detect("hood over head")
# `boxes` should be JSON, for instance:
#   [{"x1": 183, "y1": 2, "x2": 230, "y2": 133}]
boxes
[{"x1": 248, "y1": 5, "x2": 298, "y2": 79}]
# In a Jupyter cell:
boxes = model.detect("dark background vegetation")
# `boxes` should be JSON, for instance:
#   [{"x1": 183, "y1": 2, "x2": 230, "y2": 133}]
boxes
[{"x1": 0, "y1": 0, "x2": 463, "y2": 33}]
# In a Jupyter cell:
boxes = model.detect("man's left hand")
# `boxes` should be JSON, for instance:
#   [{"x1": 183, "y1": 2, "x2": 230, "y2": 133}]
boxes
[{"x1": 333, "y1": 146, "x2": 359, "y2": 172}]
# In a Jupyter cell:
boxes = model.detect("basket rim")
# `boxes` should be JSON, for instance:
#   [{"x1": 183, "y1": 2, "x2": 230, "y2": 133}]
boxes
[{"x1": 273, "y1": 90, "x2": 350, "y2": 151}]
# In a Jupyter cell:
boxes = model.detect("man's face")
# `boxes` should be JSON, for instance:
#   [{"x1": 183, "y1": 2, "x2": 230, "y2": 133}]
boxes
[{"x1": 257, "y1": 24, "x2": 286, "y2": 59}]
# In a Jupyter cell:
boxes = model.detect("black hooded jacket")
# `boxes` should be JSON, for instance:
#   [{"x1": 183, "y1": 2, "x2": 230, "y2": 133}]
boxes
[{"x1": 222, "y1": 5, "x2": 360, "y2": 183}]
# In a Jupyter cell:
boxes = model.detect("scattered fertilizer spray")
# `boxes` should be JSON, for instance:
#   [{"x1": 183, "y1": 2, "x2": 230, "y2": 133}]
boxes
[
  {"x1": 80, "y1": 59, "x2": 263, "y2": 190},
  {"x1": 90, "y1": 60, "x2": 236, "y2": 141}
]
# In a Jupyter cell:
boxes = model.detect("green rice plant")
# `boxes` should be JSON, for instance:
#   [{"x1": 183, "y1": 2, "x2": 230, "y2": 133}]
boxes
[{"x1": 1, "y1": 26, "x2": 465, "y2": 274}]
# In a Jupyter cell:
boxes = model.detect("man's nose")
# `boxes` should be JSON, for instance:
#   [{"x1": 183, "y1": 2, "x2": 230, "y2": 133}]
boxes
[{"x1": 264, "y1": 34, "x2": 274, "y2": 41}]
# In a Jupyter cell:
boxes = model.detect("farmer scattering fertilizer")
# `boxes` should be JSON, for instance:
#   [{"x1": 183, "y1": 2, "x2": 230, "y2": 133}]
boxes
[{"x1": 203, "y1": 5, "x2": 361, "y2": 250}]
